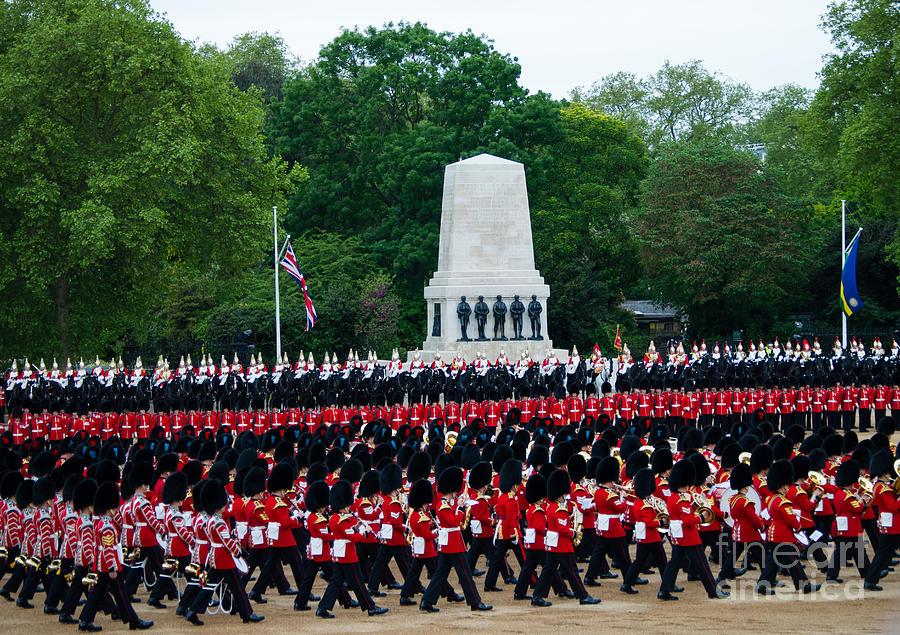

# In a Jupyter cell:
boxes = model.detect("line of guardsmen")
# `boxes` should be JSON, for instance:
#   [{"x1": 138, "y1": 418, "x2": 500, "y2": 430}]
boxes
[
  {"x1": 3, "y1": 373, "x2": 899, "y2": 446},
  {"x1": 0, "y1": 408, "x2": 898, "y2": 630}
]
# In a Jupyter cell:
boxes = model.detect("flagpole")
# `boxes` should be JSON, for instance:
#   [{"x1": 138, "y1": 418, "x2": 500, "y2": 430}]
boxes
[
  {"x1": 841, "y1": 199, "x2": 847, "y2": 348},
  {"x1": 274, "y1": 205, "x2": 282, "y2": 362}
]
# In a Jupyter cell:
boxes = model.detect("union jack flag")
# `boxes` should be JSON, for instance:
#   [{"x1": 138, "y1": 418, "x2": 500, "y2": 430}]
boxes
[{"x1": 280, "y1": 241, "x2": 318, "y2": 331}]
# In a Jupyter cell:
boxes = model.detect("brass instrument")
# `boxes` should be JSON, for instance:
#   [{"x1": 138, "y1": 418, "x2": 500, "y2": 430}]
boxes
[
  {"x1": 739, "y1": 452, "x2": 752, "y2": 465},
  {"x1": 640, "y1": 445, "x2": 654, "y2": 457},
  {"x1": 571, "y1": 508, "x2": 583, "y2": 547},
  {"x1": 892, "y1": 460, "x2": 900, "y2": 496},
  {"x1": 807, "y1": 471, "x2": 827, "y2": 487},
  {"x1": 484, "y1": 485, "x2": 496, "y2": 499},
  {"x1": 161, "y1": 558, "x2": 177, "y2": 574},
  {"x1": 82, "y1": 571, "x2": 98, "y2": 588},
  {"x1": 693, "y1": 491, "x2": 715, "y2": 524},
  {"x1": 649, "y1": 496, "x2": 670, "y2": 529},
  {"x1": 460, "y1": 504, "x2": 472, "y2": 531},
  {"x1": 47, "y1": 558, "x2": 62, "y2": 574},
  {"x1": 857, "y1": 477, "x2": 874, "y2": 503},
  {"x1": 445, "y1": 431, "x2": 458, "y2": 453}
]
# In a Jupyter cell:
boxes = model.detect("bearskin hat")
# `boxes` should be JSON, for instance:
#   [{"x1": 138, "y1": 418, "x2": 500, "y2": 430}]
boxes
[
  {"x1": 329, "y1": 479, "x2": 353, "y2": 511},
  {"x1": 550, "y1": 440, "x2": 574, "y2": 468},
  {"x1": 408, "y1": 479, "x2": 434, "y2": 510},
  {"x1": 595, "y1": 456, "x2": 620, "y2": 484},
  {"x1": 546, "y1": 469, "x2": 570, "y2": 502},
  {"x1": 157, "y1": 452, "x2": 179, "y2": 475},
  {"x1": 468, "y1": 461, "x2": 493, "y2": 490},
  {"x1": 304, "y1": 479, "x2": 329, "y2": 512},
  {"x1": 766, "y1": 460, "x2": 794, "y2": 493},
  {"x1": 791, "y1": 454, "x2": 811, "y2": 482},
  {"x1": 201, "y1": 479, "x2": 228, "y2": 514},
  {"x1": 567, "y1": 453, "x2": 587, "y2": 483},
  {"x1": 379, "y1": 462, "x2": 403, "y2": 496},
  {"x1": 406, "y1": 452, "x2": 432, "y2": 482},
  {"x1": 93, "y1": 481, "x2": 119, "y2": 516},
  {"x1": 129, "y1": 461, "x2": 154, "y2": 488},
  {"x1": 525, "y1": 473, "x2": 547, "y2": 505},
  {"x1": 750, "y1": 444, "x2": 774, "y2": 475},
  {"x1": 869, "y1": 448, "x2": 895, "y2": 478},
  {"x1": 436, "y1": 465, "x2": 464, "y2": 495},
  {"x1": 688, "y1": 453, "x2": 710, "y2": 486},
  {"x1": 459, "y1": 443, "x2": 481, "y2": 470},
  {"x1": 633, "y1": 467, "x2": 656, "y2": 499},
  {"x1": 339, "y1": 458, "x2": 364, "y2": 484},
  {"x1": 527, "y1": 444, "x2": 550, "y2": 468},
  {"x1": 359, "y1": 470, "x2": 380, "y2": 498},
  {"x1": 499, "y1": 459, "x2": 523, "y2": 493},
  {"x1": 823, "y1": 433, "x2": 844, "y2": 458},
  {"x1": 72, "y1": 478, "x2": 98, "y2": 512},
  {"x1": 730, "y1": 463, "x2": 753, "y2": 491},
  {"x1": 32, "y1": 477, "x2": 56, "y2": 507},
  {"x1": 625, "y1": 450, "x2": 649, "y2": 479},
  {"x1": 161, "y1": 471, "x2": 188, "y2": 505},
  {"x1": 651, "y1": 447, "x2": 674, "y2": 475},
  {"x1": 267, "y1": 462, "x2": 294, "y2": 493},
  {"x1": 29, "y1": 450, "x2": 55, "y2": 478},
  {"x1": 668, "y1": 459, "x2": 695, "y2": 492},
  {"x1": 835, "y1": 459, "x2": 861, "y2": 488}
]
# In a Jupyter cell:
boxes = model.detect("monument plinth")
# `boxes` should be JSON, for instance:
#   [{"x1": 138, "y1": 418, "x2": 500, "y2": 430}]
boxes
[{"x1": 413, "y1": 153, "x2": 564, "y2": 362}]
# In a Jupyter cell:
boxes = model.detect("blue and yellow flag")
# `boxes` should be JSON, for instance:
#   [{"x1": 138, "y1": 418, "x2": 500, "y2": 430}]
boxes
[{"x1": 840, "y1": 232, "x2": 864, "y2": 316}]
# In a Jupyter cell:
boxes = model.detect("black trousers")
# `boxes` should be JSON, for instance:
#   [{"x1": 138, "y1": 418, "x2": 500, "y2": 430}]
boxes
[
  {"x1": 176, "y1": 562, "x2": 204, "y2": 614},
  {"x1": 19, "y1": 556, "x2": 53, "y2": 602},
  {"x1": 862, "y1": 517, "x2": 880, "y2": 551},
  {"x1": 533, "y1": 551, "x2": 588, "y2": 600},
  {"x1": 866, "y1": 532, "x2": 900, "y2": 585},
  {"x1": 400, "y1": 556, "x2": 457, "y2": 599},
  {"x1": 1, "y1": 558, "x2": 28, "y2": 594},
  {"x1": 858, "y1": 408, "x2": 871, "y2": 430},
  {"x1": 827, "y1": 536, "x2": 870, "y2": 579},
  {"x1": 125, "y1": 545, "x2": 163, "y2": 596},
  {"x1": 189, "y1": 567, "x2": 254, "y2": 620},
  {"x1": 0, "y1": 546, "x2": 20, "y2": 583},
  {"x1": 812, "y1": 411, "x2": 824, "y2": 430},
  {"x1": 719, "y1": 540, "x2": 765, "y2": 579},
  {"x1": 148, "y1": 554, "x2": 190, "y2": 602},
  {"x1": 758, "y1": 542, "x2": 808, "y2": 590},
  {"x1": 252, "y1": 545, "x2": 304, "y2": 595},
  {"x1": 80, "y1": 571, "x2": 139, "y2": 626},
  {"x1": 45, "y1": 557, "x2": 74, "y2": 608},
  {"x1": 466, "y1": 536, "x2": 493, "y2": 571},
  {"x1": 319, "y1": 561, "x2": 374, "y2": 612},
  {"x1": 484, "y1": 538, "x2": 519, "y2": 589},
  {"x1": 842, "y1": 410, "x2": 855, "y2": 432},
  {"x1": 586, "y1": 534, "x2": 630, "y2": 580},
  {"x1": 624, "y1": 542, "x2": 667, "y2": 587},
  {"x1": 513, "y1": 547, "x2": 568, "y2": 597},
  {"x1": 367, "y1": 543, "x2": 411, "y2": 591},
  {"x1": 296, "y1": 560, "x2": 351, "y2": 609},
  {"x1": 659, "y1": 544, "x2": 717, "y2": 596},
  {"x1": 421, "y1": 551, "x2": 481, "y2": 607}
]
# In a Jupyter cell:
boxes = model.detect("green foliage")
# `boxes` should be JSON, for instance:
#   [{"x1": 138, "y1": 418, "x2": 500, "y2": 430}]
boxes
[
  {"x1": 531, "y1": 104, "x2": 648, "y2": 351},
  {"x1": 0, "y1": 0, "x2": 295, "y2": 357},
  {"x1": 224, "y1": 31, "x2": 296, "y2": 103},
  {"x1": 809, "y1": 0, "x2": 900, "y2": 290},
  {"x1": 267, "y1": 22, "x2": 565, "y2": 347},
  {"x1": 635, "y1": 139, "x2": 815, "y2": 337},
  {"x1": 575, "y1": 60, "x2": 756, "y2": 150}
]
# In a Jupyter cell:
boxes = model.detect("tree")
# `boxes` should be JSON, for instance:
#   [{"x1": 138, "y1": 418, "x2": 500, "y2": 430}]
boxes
[
  {"x1": 0, "y1": 0, "x2": 295, "y2": 357},
  {"x1": 224, "y1": 31, "x2": 296, "y2": 103},
  {"x1": 267, "y1": 22, "x2": 564, "y2": 347},
  {"x1": 531, "y1": 103, "x2": 648, "y2": 350},
  {"x1": 808, "y1": 0, "x2": 900, "y2": 292},
  {"x1": 635, "y1": 139, "x2": 814, "y2": 337},
  {"x1": 575, "y1": 60, "x2": 756, "y2": 150}
]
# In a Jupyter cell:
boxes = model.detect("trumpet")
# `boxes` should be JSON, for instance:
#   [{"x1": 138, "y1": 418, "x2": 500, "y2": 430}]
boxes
[{"x1": 460, "y1": 504, "x2": 472, "y2": 531}]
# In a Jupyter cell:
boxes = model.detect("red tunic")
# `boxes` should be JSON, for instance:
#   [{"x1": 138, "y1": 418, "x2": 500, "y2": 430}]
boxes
[
  {"x1": 544, "y1": 502, "x2": 575, "y2": 553},
  {"x1": 435, "y1": 499, "x2": 466, "y2": 554},
  {"x1": 765, "y1": 494, "x2": 801, "y2": 544}
]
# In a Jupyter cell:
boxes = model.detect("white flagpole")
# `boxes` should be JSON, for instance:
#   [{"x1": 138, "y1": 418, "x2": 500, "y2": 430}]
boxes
[
  {"x1": 841, "y1": 199, "x2": 847, "y2": 348},
  {"x1": 274, "y1": 205, "x2": 282, "y2": 362}
]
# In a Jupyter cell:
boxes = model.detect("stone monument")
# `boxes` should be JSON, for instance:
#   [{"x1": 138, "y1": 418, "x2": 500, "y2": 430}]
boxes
[{"x1": 414, "y1": 153, "x2": 563, "y2": 362}]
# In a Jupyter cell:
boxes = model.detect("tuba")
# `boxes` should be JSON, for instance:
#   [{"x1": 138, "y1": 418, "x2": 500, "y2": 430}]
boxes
[
  {"x1": 445, "y1": 431, "x2": 458, "y2": 453},
  {"x1": 739, "y1": 452, "x2": 752, "y2": 465}
]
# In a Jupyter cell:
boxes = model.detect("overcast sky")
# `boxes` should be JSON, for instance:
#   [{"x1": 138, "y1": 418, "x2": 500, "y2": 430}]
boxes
[{"x1": 148, "y1": 0, "x2": 836, "y2": 98}]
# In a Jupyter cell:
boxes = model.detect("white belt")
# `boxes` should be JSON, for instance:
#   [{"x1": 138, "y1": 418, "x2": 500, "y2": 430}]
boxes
[
  {"x1": 136, "y1": 522, "x2": 148, "y2": 527},
  {"x1": 209, "y1": 542, "x2": 223, "y2": 548},
  {"x1": 440, "y1": 527, "x2": 460, "y2": 532},
  {"x1": 195, "y1": 539, "x2": 208, "y2": 545}
]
